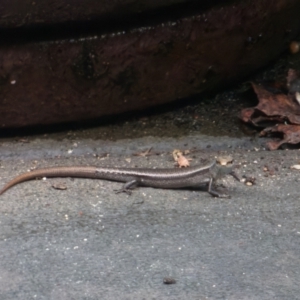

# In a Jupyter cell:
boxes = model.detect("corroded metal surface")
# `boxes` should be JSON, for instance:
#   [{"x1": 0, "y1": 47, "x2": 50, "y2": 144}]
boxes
[
  {"x1": 0, "y1": 0, "x2": 300, "y2": 128},
  {"x1": 0, "y1": 0, "x2": 219, "y2": 29}
]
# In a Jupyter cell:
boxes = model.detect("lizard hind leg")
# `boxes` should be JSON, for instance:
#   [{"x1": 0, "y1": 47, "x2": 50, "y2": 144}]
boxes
[{"x1": 114, "y1": 179, "x2": 138, "y2": 195}]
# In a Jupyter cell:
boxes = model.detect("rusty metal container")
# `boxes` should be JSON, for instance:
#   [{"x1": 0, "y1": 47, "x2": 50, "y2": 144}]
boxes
[{"x1": 0, "y1": 0, "x2": 300, "y2": 128}]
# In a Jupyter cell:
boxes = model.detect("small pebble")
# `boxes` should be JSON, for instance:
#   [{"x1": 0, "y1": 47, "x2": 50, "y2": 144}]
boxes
[{"x1": 163, "y1": 277, "x2": 176, "y2": 284}]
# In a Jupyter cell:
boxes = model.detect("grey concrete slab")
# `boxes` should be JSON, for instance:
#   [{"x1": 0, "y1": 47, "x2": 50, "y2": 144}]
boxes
[{"x1": 0, "y1": 135, "x2": 299, "y2": 299}]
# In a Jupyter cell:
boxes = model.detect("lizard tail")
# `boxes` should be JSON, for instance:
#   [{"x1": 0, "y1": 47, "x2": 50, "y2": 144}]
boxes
[{"x1": 0, "y1": 166, "x2": 97, "y2": 195}]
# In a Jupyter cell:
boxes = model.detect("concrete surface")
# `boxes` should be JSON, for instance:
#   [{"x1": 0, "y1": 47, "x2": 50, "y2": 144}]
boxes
[{"x1": 0, "y1": 135, "x2": 300, "y2": 299}]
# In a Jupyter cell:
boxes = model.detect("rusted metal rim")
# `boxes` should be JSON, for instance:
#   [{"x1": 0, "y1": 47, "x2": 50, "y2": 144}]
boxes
[{"x1": 0, "y1": 0, "x2": 300, "y2": 128}]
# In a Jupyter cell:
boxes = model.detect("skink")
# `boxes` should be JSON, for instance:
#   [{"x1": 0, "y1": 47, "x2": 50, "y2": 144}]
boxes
[{"x1": 0, "y1": 161, "x2": 239, "y2": 197}]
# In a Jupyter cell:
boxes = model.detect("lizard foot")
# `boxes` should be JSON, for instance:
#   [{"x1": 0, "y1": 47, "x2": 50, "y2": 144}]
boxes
[
  {"x1": 216, "y1": 193, "x2": 231, "y2": 198},
  {"x1": 209, "y1": 190, "x2": 230, "y2": 198},
  {"x1": 114, "y1": 188, "x2": 132, "y2": 195}
]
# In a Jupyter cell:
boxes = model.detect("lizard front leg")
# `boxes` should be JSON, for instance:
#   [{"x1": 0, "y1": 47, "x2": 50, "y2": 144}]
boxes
[{"x1": 207, "y1": 178, "x2": 230, "y2": 198}]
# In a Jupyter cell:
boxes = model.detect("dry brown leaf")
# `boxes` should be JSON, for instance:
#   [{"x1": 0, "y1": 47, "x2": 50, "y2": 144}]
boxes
[
  {"x1": 241, "y1": 83, "x2": 300, "y2": 126},
  {"x1": 172, "y1": 149, "x2": 192, "y2": 168},
  {"x1": 217, "y1": 156, "x2": 233, "y2": 166},
  {"x1": 241, "y1": 69, "x2": 300, "y2": 150},
  {"x1": 260, "y1": 124, "x2": 300, "y2": 150}
]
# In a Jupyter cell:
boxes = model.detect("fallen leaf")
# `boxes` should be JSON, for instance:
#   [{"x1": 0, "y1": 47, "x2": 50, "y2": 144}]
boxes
[
  {"x1": 133, "y1": 147, "x2": 153, "y2": 157},
  {"x1": 217, "y1": 155, "x2": 233, "y2": 166},
  {"x1": 52, "y1": 183, "x2": 67, "y2": 190},
  {"x1": 242, "y1": 83, "x2": 300, "y2": 126},
  {"x1": 172, "y1": 149, "x2": 192, "y2": 168},
  {"x1": 260, "y1": 124, "x2": 300, "y2": 150},
  {"x1": 240, "y1": 69, "x2": 300, "y2": 150}
]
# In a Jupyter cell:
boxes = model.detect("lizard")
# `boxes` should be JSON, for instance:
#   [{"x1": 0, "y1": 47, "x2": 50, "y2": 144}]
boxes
[{"x1": 0, "y1": 160, "x2": 239, "y2": 197}]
